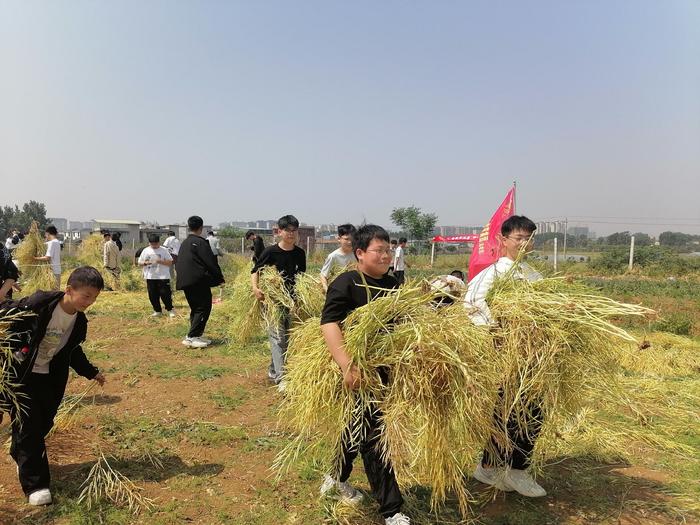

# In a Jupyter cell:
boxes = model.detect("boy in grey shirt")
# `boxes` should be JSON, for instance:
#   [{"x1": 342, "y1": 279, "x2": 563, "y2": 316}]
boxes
[{"x1": 320, "y1": 224, "x2": 356, "y2": 291}]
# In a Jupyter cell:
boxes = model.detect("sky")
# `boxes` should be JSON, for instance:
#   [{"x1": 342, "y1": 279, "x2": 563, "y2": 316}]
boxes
[{"x1": 1, "y1": 0, "x2": 699, "y2": 236}]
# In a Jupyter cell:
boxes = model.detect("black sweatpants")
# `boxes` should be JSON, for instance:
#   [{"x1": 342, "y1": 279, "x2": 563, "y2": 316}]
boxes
[
  {"x1": 336, "y1": 406, "x2": 403, "y2": 518},
  {"x1": 482, "y1": 392, "x2": 544, "y2": 470},
  {"x1": 146, "y1": 279, "x2": 173, "y2": 312},
  {"x1": 183, "y1": 285, "x2": 212, "y2": 338},
  {"x1": 10, "y1": 373, "x2": 59, "y2": 495},
  {"x1": 393, "y1": 270, "x2": 405, "y2": 286}
]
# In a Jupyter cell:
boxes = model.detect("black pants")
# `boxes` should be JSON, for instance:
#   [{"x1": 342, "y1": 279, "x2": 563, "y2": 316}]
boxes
[
  {"x1": 482, "y1": 392, "x2": 543, "y2": 470},
  {"x1": 147, "y1": 279, "x2": 173, "y2": 312},
  {"x1": 393, "y1": 270, "x2": 405, "y2": 285},
  {"x1": 10, "y1": 373, "x2": 59, "y2": 495},
  {"x1": 336, "y1": 407, "x2": 403, "y2": 518},
  {"x1": 183, "y1": 285, "x2": 212, "y2": 338}
]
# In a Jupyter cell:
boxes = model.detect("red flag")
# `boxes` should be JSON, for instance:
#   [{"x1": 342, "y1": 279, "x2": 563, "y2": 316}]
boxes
[{"x1": 467, "y1": 187, "x2": 515, "y2": 281}]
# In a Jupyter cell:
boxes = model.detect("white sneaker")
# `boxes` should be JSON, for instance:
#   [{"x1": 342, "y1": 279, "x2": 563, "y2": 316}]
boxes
[
  {"x1": 473, "y1": 463, "x2": 513, "y2": 491},
  {"x1": 385, "y1": 512, "x2": 410, "y2": 525},
  {"x1": 277, "y1": 380, "x2": 288, "y2": 393},
  {"x1": 182, "y1": 337, "x2": 208, "y2": 349},
  {"x1": 28, "y1": 488, "x2": 52, "y2": 506},
  {"x1": 319, "y1": 474, "x2": 363, "y2": 504},
  {"x1": 197, "y1": 336, "x2": 212, "y2": 344},
  {"x1": 167, "y1": 310, "x2": 176, "y2": 318},
  {"x1": 151, "y1": 311, "x2": 162, "y2": 317},
  {"x1": 502, "y1": 468, "x2": 546, "y2": 497}
]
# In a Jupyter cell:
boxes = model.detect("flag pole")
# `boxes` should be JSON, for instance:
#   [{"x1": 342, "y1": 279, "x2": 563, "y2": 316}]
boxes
[{"x1": 512, "y1": 180, "x2": 517, "y2": 214}]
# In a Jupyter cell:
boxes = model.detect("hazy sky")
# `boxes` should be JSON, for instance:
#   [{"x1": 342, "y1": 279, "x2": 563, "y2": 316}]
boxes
[{"x1": 1, "y1": 1, "x2": 699, "y2": 235}]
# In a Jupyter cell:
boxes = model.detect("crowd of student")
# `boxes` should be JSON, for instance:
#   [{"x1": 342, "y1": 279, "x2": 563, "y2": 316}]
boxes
[{"x1": 0, "y1": 213, "x2": 545, "y2": 525}]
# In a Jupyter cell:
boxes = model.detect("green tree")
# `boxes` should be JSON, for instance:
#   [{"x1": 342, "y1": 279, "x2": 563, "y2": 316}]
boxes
[
  {"x1": 218, "y1": 225, "x2": 246, "y2": 238},
  {"x1": 0, "y1": 200, "x2": 48, "y2": 236},
  {"x1": 390, "y1": 206, "x2": 438, "y2": 240}
]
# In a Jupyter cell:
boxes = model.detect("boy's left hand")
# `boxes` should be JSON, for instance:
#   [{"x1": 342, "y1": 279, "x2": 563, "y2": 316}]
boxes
[{"x1": 93, "y1": 372, "x2": 106, "y2": 386}]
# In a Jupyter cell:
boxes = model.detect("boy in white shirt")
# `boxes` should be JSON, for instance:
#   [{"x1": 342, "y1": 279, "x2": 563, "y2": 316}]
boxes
[
  {"x1": 34, "y1": 225, "x2": 61, "y2": 290},
  {"x1": 138, "y1": 234, "x2": 176, "y2": 318},
  {"x1": 392, "y1": 237, "x2": 410, "y2": 285},
  {"x1": 320, "y1": 224, "x2": 356, "y2": 292},
  {"x1": 465, "y1": 215, "x2": 547, "y2": 498}
]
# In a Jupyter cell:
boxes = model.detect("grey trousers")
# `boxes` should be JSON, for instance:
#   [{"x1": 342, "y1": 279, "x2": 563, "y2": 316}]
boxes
[{"x1": 267, "y1": 312, "x2": 290, "y2": 384}]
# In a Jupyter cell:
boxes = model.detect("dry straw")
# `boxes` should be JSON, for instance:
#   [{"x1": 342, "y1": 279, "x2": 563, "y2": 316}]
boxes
[
  {"x1": 78, "y1": 450, "x2": 157, "y2": 514},
  {"x1": 277, "y1": 282, "x2": 499, "y2": 515},
  {"x1": 13, "y1": 221, "x2": 56, "y2": 294},
  {"x1": 483, "y1": 264, "x2": 654, "y2": 471},
  {"x1": 278, "y1": 265, "x2": 662, "y2": 518},
  {"x1": 0, "y1": 308, "x2": 34, "y2": 420},
  {"x1": 77, "y1": 234, "x2": 123, "y2": 290},
  {"x1": 212, "y1": 263, "x2": 263, "y2": 344}
]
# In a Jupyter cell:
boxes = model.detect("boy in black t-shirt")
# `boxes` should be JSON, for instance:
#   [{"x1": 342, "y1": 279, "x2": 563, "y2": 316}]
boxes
[
  {"x1": 251, "y1": 215, "x2": 306, "y2": 390},
  {"x1": 319, "y1": 225, "x2": 410, "y2": 525}
]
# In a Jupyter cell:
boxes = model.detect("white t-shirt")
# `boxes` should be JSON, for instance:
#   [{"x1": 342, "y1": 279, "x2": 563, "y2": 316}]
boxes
[
  {"x1": 320, "y1": 248, "x2": 355, "y2": 277},
  {"x1": 33, "y1": 304, "x2": 77, "y2": 374},
  {"x1": 163, "y1": 236, "x2": 180, "y2": 256},
  {"x1": 45, "y1": 238, "x2": 62, "y2": 275},
  {"x1": 393, "y1": 246, "x2": 406, "y2": 271},
  {"x1": 138, "y1": 246, "x2": 172, "y2": 280},
  {"x1": 465, "y1": 257, "x2": 542, "y2": 326}
]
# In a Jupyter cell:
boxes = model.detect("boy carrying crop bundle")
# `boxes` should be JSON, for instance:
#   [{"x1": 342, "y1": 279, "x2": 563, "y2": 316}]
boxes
[
  {"x1": 320, "y1": 224, "x2": 410, "y2": 525},
  {"x1": 320, "y1": 224, "x2": 356, "y2": 292},
  {"x1": 0, "y1": 266, "x2": 106, "y2": 506},
  {"x1": 251, "y1": 215, "x2": 306, "y2": 390},
  {"x1": 465, "y1": 215, "x2": 546, "y2": 497}
]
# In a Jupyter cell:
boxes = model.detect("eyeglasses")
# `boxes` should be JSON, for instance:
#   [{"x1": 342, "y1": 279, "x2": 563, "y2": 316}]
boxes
[
  {"x1": 366, "y1": 248, "x2": 392, "y2": 256},
  {"x1": 506, "y1": 235, "x2": 532, "y2": 243}
]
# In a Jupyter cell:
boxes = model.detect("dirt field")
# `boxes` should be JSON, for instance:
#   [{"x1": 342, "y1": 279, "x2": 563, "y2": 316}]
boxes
[{"x1": 1, "y1": 279, "x2": 698, "y2": 525}]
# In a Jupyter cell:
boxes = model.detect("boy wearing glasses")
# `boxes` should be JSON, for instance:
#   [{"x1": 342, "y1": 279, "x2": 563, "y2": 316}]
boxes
[
  {"x1": 465, "y1": 215, "x2": 546, "y2": 498},
  {"x1": 319, "y1": 225, "x2": 410, "y2": 525},
  {"x1": 251, "y1": 215, "x2": 306, "y2": 389}
]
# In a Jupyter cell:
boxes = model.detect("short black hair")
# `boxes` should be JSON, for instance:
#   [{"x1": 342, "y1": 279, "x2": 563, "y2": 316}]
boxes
[
  {"x1": 337, "y1": 224, "x2": 356, "y2": 237},
  {"x1": 103, "y1": 232, "x2": 111, "y2": 239},
  {"x1": 148, "y1": 234, "x2": 160, "y2": 243},
  {"x1": 501, "y1": 215, "x2": 537, "y2": 237},
  {"x1": 450, "y1": 269, "x2": 465, "y2": 281},
  {"x1": 277, "y1": 215, "x2": 299, "y2": 230},
  {"x1": 188, "y1": 216, "x2": 204, "y2": 231},
  {"x1": 390, "y1": 239, "x2": 398, "y2": 246},
  {"x1": 168, "y1": 230, "x2": 175, "y2": 236},
  {"x1": 399, "y1": 237, "x2": 407, "y2": 244},
  {"x1": 45, "y1": 225, "x2": 58, "y2": 236},
  {"x1": 352, "y1": 224, "x2": 390, "y2": 257},
  {"x1": 111, "y1": 232, "x2": 119, "y2": 241},
  {"x1": 245, "y1": 230, "x2": 256, "y2": 240},
  {"x1": 67, "y1": 266, "x2": 104, "y2": 291},
  {"x1": 207, "y1": 230, "x2": 214, "y2": 236}
]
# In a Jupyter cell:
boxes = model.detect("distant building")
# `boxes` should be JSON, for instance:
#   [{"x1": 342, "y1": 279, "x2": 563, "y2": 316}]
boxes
[
  {"x1": 568, "y1": 226, "x2": 590, "y2": 237},
  {"x1": 92, "y1": 219, "x2": 141, "y2": 245}
]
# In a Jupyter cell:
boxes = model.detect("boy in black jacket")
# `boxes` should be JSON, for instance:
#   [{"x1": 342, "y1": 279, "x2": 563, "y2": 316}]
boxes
[
  {"x1": 176, "y1": 216, "x2": 225, "y2": 349},
  {"x1": 1, "y1": 266, "x2": 106, "y2": 506}
]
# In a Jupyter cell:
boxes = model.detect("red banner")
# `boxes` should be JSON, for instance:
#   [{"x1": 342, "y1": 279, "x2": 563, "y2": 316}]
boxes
[
  {"x1": 431, "y1": 234, "x2": 480, "y2": 243},
  {"x1": 467, "y1": 187, "x2": 515, "y2": 281}
]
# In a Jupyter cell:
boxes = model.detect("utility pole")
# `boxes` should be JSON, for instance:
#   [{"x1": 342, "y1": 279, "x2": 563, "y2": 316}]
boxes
[
  {"x1": 563, "y1": 217, "x2": 568, "y2": 261},
  {"x1": 553, "y1": 237, "x2": 558, "y2": 271},
  {"x1": 628, "y1": 235, "x2": 635, "y2": 271}
]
